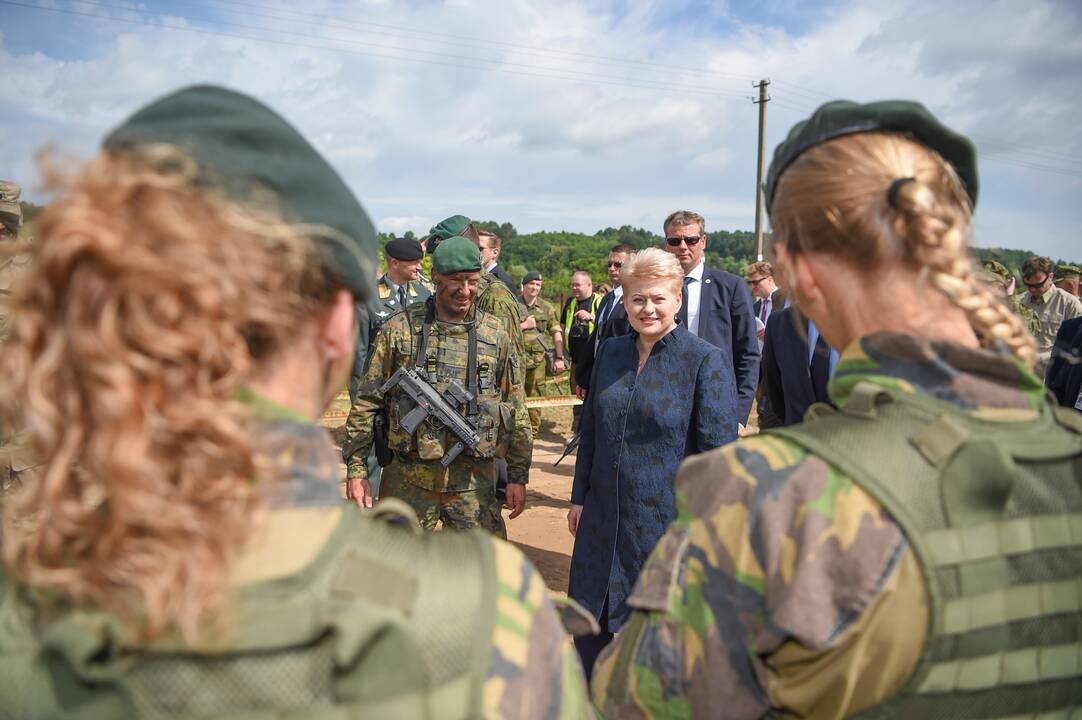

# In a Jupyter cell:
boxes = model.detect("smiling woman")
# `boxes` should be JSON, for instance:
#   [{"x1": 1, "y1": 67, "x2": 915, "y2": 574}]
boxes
[{"x1": 566, "y1": 247, "x2": 739, "y2": 680}]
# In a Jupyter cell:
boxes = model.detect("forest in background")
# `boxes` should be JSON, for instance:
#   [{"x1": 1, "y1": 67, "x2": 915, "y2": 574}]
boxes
[{"x1": 17, "y1": 203, "x2": 1075, "y2": 304}]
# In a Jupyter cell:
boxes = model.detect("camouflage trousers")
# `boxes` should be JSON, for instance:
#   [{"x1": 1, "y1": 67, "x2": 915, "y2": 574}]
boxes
[
  {"x1": 379, "y1": 460, "x2": 507, "y2": 538},
  {"x1": 523, "y1": 362, "x2": 546, "y2": 434}
]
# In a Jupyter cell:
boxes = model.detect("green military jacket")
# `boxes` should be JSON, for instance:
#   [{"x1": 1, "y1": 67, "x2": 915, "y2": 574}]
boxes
[
  {"x1": 0, "y1": 392, "x2": 592, "y2": 719},
  {"x1": 477, "y1": 272, "x2": 527, "y2": 362},
  {"x1": 522, "y1": 296, "x2": 560, "y2": 370},
  {"x1": 345, "y1": 300, "x2": 532, "y2": 488},
  {"x1": 371, "y1": 274, "x2": 430, "y2": 329}
]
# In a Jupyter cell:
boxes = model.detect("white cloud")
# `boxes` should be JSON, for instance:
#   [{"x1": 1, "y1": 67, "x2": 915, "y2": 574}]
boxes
[{"x1": 1, "y1": 0, "x2": 1079, "y2": 259}]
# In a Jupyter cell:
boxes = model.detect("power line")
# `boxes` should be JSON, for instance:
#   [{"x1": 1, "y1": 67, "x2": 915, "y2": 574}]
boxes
[
  {"x1": 0, "y1": 0, "x2": 753, "y2": 100},
  {"x1": 189, "y1": 0, "x2": 764, "y2": 84}
]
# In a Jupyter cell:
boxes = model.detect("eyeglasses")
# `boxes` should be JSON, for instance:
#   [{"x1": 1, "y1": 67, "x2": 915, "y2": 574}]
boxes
[
  {"x1": 607, "y1": 261, "x2": 623, "y2": 268},
  {"x1": 1023, "y1": 275, "x2": 1050, "y2": 289},
  {"x1": 748, "y1": 276, "x2": 772, "y2": 286},
  {"x1": 665, "y1": 235, "x2": 703, "y2": 247}
]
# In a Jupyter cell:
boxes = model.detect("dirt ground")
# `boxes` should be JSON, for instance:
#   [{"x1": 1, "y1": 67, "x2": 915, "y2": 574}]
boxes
[{"x1": 325, "y1": 395, "x2": 758, "y2": 597}]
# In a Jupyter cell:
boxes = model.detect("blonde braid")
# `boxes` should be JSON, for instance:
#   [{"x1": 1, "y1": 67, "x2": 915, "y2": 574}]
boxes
[{"x1": 891, "y1": 180, "x2": 1038, "y2": 368}]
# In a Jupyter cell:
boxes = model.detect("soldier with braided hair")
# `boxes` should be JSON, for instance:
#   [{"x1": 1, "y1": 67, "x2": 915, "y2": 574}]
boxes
[{"x1": 593, "y1": 100, "x2": 1082, "y2": 718}]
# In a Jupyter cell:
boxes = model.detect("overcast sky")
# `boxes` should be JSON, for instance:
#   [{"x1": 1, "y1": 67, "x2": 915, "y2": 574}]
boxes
[{"x1": 2, "y1": 0, "x2": 1080, "y2": 259}]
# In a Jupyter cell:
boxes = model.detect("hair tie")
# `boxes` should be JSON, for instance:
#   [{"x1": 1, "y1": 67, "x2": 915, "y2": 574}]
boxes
[{"x1": 887, "y1": 177, "x2": 917, "y2": 208}]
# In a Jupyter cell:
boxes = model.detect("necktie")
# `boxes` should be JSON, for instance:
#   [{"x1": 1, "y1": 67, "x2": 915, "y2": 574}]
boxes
[
  {"x1": 596, "y1": 293, "x2": 614, "y2": 328},
  {"x1": 678, "y1": 277, "x2": 692, "y2": 328},
  {"x1": 810, "y1": 335, "x2": 831, "y2": 403},
  {"x1": 759, "y1": 297, "x2": 769, "y2": 323},
  {"x1": 398, "y1": 285, "x2": 408, "y2": 308}
]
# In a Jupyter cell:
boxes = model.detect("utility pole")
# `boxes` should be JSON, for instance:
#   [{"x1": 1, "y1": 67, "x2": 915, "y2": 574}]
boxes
[{"x1": 752, "y1": 79, "x2": 771, "y2": 261}]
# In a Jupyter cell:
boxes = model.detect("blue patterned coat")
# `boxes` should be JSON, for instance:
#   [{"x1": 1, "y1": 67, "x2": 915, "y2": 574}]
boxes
[{"x1": 568, "y1": 324, "x2": 739, "y2": 631}]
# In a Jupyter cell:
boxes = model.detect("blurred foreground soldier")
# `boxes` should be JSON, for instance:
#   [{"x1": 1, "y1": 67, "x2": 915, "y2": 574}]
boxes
[
  {"x1": 345, "y1": 237, "x2": 532, "y2": 536},
  {"x1": 520, "y1": 271, "x2": 565, "y2": 433},
  {"x1": 977, "y1": 260, "x2": 1040, "y2": 337},
  {"x1": 1020, "y1": 255, "x2": 1082, "y2": 374},
  {"x1": 1055, "y1": 263, "x2": 1080, "y2": 296},
  {"x1": 0, "y1": 86, "x2": 591, "y2": 718},
  {"x1": 593, "y1": 100, "x2": 1082, "y2": 717}
]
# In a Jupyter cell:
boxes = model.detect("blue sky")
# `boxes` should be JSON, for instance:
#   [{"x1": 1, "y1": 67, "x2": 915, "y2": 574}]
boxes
[{"x1": 2, "y1": 0, "x2": 1080, "y2": 260}]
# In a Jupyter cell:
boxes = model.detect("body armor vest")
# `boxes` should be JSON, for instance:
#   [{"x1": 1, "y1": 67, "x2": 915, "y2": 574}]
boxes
[
  {"x1": 771, "y1": 382, "x2": 1082, "y2": 719},
  {"x1": 0, "y1": 502, "x2": 497, "y2": 719}
]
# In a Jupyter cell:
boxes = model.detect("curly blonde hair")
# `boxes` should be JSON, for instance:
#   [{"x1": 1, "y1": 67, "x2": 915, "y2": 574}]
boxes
[
  {"x1": 770, "y1": 131, "x2": 1036, "y2": 368},
  {"x1": 1, "y1": 148, "x2": 339, "y2": 646}
]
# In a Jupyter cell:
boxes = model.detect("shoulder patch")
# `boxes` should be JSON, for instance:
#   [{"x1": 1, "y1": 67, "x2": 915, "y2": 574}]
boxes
[{"x1": 333, "y1": 552, "x2": 418, "y2": 614}]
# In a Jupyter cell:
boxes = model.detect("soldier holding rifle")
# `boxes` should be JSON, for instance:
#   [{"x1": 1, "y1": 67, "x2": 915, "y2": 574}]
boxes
[{"x1": 344, "y1": 236, "x2": 531, "y2": 537}]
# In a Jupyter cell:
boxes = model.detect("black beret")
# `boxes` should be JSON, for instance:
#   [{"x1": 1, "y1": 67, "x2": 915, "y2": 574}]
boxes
[
  {"x1": 522, "y1": 271, "x2": 542, "y2": 285},
  {"x1": 104, "y1": 85, "x2": 378, "y2": 301},
  {"x1": 385, "y1": 237, "x2": 424, "y2": 261},
  {"x1": 765, "y1": 99, "x2": 979, "y2": 213}
]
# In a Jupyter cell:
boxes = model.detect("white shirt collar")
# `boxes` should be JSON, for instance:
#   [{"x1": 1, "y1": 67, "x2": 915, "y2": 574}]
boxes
[
  {"x1": 687, "y1": 261, "x2": 705, "y2": 282},
  {"x1": 613, "y1": 285, "x2": 624, "y2": 298},
  {"x1": 485, "y1": 261, "x2": 497, "y2": 273}
]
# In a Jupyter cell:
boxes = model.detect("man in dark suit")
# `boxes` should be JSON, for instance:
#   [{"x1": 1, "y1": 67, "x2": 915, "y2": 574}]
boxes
[
  {"x1": 747, "y1": 261, "x2": 787, "y2": 428},
  {"x1": 1046, "y1": 316, "x2": 1082, "y2": 412},
  {"x1": 663, "y1": 210, "x2": 760, "y2": 428},
  {"x1": 575, "y1": 243, "x2": 635, "y2": 391},
  {"x1": 762, "y1": 307, "x2": 837, "y2": 426},
  {"x1": 478, "y1": 230, "x2": 517, "y2": 293}
]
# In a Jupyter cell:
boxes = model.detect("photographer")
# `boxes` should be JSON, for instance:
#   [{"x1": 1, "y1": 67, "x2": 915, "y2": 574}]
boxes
[{"x1": 561, "y1": 270, "x2": 602, "y2": 430}]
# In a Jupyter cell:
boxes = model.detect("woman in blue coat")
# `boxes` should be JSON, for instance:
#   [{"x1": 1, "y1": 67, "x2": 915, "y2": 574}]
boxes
[{"x1": 566, "y1": 247, "x2": 739, "y2": 677}]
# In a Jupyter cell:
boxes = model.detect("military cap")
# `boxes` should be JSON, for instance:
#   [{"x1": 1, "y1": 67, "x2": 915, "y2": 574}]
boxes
[
  {"x1": 980, "y1": 260, "x2": 1012, "y2": 284},
  {"x1": 0, "y1": 180, "x2": 23, "y2": 230},
  {"x1": 1055, "y1": 263, "x2": 1080, "y2": 279},
  {"x1": 432, "y1": 236, "x2": 481, "y2": 275},
  {"x1": 385, "y1": 236, "x2": 424, "y2": 261},
  {"x1": 103, "y1": 85, "x2": 378, "y2": 301},
  {"x1": 765, "y1": 100, "x2": 979, "y2": 213},
  {"x1": 522, "y1": 270, "x2": 542, "y2": 285},
  {"x1": 426, "y1": 215, "x2": 481, "y2": 253}
]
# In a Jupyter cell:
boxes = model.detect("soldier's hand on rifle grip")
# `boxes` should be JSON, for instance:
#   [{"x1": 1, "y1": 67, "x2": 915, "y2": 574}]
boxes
[
  {"x1": 346, "y1": 476, "x2": 374, "y2": 509},
  {"x1": 505, "y1": 483, "x2": 526, "y2": 519}
]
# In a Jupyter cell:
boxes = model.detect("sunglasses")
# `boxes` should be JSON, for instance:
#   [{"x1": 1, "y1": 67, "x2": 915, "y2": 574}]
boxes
[
  {"x1": 749, "y1": 276, "x2": 772, "y2": 286},
  {"x1": 665, "y1": 235, "x2": 703, "y2": 247},
  {"x1": 1023, "y1": 275, "x2": 1050, "y2": 289},
  {"x1": 607, "y1": 261, "x2": 623, "y2": 268}
]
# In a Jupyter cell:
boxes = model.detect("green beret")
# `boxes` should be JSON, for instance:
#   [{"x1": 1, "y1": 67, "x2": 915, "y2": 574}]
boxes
[
  {"x1": 1055, "y1": 263, "x2": 1080, "y2": 279},
  {"x1": 104, "y1": 85, "x2": 378, "y2": 301},
  {"x1": 522, "y1": 271, "x2": 542, "y2": 285},
  {"x1": 432, "y1": 236, "x2": 481, "y2": 275},
  {"x1": 765, "y1": 99, "x2": 979, "y2": 213},
  {"x1": 426, "y1": 215, "x2": 480, "y2": 253}
]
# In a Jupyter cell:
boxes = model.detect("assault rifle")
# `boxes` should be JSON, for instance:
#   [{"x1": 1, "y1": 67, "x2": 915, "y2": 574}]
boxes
[{"x1": 379, "y1": 367, "x2": 481, "y2": 468}]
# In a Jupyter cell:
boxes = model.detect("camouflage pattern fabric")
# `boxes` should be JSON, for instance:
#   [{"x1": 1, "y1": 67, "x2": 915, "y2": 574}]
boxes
[
  {"x1": 592, "y1": 332, "x2": 1048, "y2": 719},
  {"x1": 522, "y1": 296, "x2": 561, "y2": 432},
  {"x1": 478, "y1": 271, "x2": 527, "y2": 362},
  {"x1": 344, "y1": 300, "x2": 532, "y2": 533},
  {"x1": 1009, "y1": 293, "x2": 1042, "y2": 338},
  {"x1": 380, "y1": 454, "x2": 507, "y2": 538}
]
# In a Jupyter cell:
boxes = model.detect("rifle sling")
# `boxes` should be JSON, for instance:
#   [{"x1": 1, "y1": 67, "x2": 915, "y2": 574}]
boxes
[{"x1": 415, "y1": 298, "x2": 479, "y2": 422}]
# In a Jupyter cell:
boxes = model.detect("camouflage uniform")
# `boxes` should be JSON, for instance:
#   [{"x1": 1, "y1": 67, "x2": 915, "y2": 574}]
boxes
[
  {"x1": 592, "y1": 332, "x2": 1075, "y2": 719},
  {"x1": 0, "y1": 181, "x2": 34, "y2": 492},
  {"x1": 521, "y1": 295, "x2": 561, "y2": 433},
  {"x1": 0, "y1": 391, "x2": 593, "y2": 719},
  {"x1": 344, "y1": 300, "x2": 531, "y2": 537},
  {"x1": 979, "y1": 260, "x2": 1041, "y2": 337},
  {"x1": 478, "y1": 270, "x2": 527, "y2": 362}
]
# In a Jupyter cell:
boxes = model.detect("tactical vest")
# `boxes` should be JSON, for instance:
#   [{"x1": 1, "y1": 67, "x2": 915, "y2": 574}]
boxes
[
  {"x1": 0, "y1": 503, "x2": 497, "y2": 719},
  {"x1": 385, "y1": 304, "x2": 514, "y2": 462},
  {"x1": 769, "y1": 382, "x2": 1082, "y2": 719}
]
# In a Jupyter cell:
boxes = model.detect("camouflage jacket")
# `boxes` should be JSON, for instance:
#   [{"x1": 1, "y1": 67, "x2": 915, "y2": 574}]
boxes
[
  {"x1": 592, "y1": 332, "x2": 1048, "y2": 719},
  {"x1": 1009, "y1": 293, "x2": 1042, "y2": 339},
  {"x1": 345, "y1": 300, "x2": 533, "y2": 487},
  {"x1": 0, "y1": 391, "x2": 592, "y2": 719},
  {"x1": 522, "y1": 296, "x2": 560, "y2": 369},
  {"x1": 478, "y1": 272, "x2": 527, "y2": 362}
]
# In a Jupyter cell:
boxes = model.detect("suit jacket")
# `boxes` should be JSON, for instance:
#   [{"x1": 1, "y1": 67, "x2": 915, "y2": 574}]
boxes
[
  {"x1": 489, "y1": 264, "x2": 517, "y2": 294},
  {"x1": 575, "y1": 289, "x2": 631, "y2": 389},
  {"x1": 753, "y1": 287, "x2": 787, "y2": 323},
  {"x1": 694, "y1": 267, "x2": 761, "y2": 424},
  {"x1": 762, "y1": 307, "x2": 830, "y2": 426},
  {"x1": 1046, "y1": 316, "x2": 1082, "y2": 410}
]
